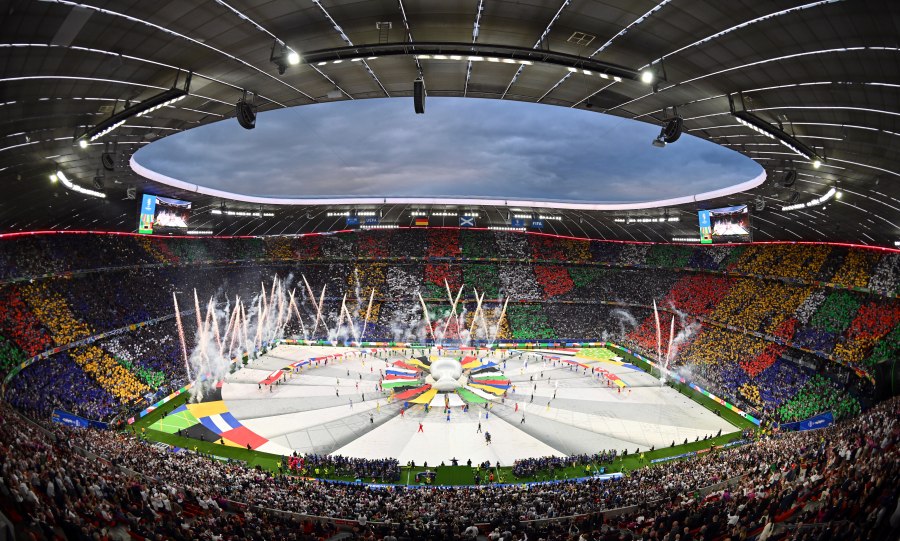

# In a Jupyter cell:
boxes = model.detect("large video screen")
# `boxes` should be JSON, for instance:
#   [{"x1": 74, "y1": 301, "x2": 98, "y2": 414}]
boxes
[
  {"x1": 698, "y1": 205, "x2": 751, "y2": 244},
  {"x1": 138, "y1": 194, "x2": 191, "y2": 234}
]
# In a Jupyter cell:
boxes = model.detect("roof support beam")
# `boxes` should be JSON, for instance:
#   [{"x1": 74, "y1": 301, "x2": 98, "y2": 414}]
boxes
[
  {"x1": 500, "y1": 0, "x2": 571, "y2": 99},
  {"x1": 310, "y1": 0, "x2": 390, "y2": 97}
]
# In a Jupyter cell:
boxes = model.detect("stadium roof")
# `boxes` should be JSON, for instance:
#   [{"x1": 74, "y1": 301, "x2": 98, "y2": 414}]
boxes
[{"x1": 0, "y1": 0, "x2": 897, "y2": 245}]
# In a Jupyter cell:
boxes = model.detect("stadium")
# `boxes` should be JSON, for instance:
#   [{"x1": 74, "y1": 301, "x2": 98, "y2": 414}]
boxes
[{"x1": 1, "y1": 2, "x2": 899, "y2": 541}]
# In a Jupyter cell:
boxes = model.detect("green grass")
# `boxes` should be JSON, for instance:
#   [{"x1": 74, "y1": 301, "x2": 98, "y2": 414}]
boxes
[{"x1": 128, "y1": 346, "x2": 755, "y2": 485}]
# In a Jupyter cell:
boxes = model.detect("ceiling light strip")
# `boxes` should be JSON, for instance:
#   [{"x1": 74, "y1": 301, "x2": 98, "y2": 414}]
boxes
[
  {"x1": 464, "y1": 0, "x2": 485, "y2": 97},
  {"x1": 543, "y1": 0, "x2": 670, "y2": 103},
  {"x1": 41, "y1": 0, "x2": 316, "y2": 102},
  {"x1": 396, "y1": 0, "x2": 424, "y2": 79},
  {"x1": 210, "y1": 1, "x2": 352, "y2": 100},
  {"x1": 591, "y1": 0, "x2": 673, "y2": 57},
  {"x1": 0, "y1": 77, "x2": 241, "y2": 124},
  {"x1": 751, "y1": 105, "x2": 900, "y2": 118},
  {"x1": 641, "y1": 0, "x2": 843, "y2": 69},
  {"x1": 610, "y1": 46, "x2": 899, "y2": 113},
  {"x1": 635, "y1": 79, "x2": 897, "y2": 121},
  {"x1": 570, "y1": 82, "x2": 616, "y2": 108},
  {"x1": 501, "y1": 0, "x2": 572, "y2": 99},
  {"x1": 310, "y1": 0, "x2": 389, "y2": 97},
  {"x1": 0, "y1": 43, "x2": 249, "y2": 107}
]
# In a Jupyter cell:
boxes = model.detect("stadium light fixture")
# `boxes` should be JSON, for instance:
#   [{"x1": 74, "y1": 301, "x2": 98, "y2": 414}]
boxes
[
  {"x1": 781, "y1": 187, "x2": 836, "y2": 211},
  {"x1": 79, "y1": 72, "x2": 191, "y2": 144},
  {"x1": 211, "y1": 209, "x2": 274, "y2": 217},
  {"x1": 640, "y1": 70, "x2": 654, "y2": 84},
  {"x1": 270, "y1": 41, "x2": 301, "y2": 74},
  {"x1": 55, "y1": 170, "x2": 106, "y2": 198},
  {"x1": 49, "y1": 174, "x2": 57, "y2": 183},
  {"x1": 729, "y1": 93, "x2": 823, "y2": 163}
]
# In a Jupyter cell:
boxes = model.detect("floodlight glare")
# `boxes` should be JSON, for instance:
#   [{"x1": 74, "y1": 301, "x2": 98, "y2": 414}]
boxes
[
  {"x1": 84, "y1": 73, "x2": 190, "y2": 142},
  {"x1": 78, "y1": 139, "x2": 88, "y2": 149},
  {"x1": 835, "y1": 191, "x2": 843, "y2": 199},
  {"x1": 50, "y1": 174, "x2": 57, "y2": 182},
  {"x1": 55, "y1": 170, "x2": 105, "y2": 198},
  {"x1": 287, "y1": 51, "x2": 301, "y2": 65},
  {"x1": 640, "y1": 70, "x2": 654, "y2": 84},
  {"x1": 813, "y1": 159, "x2": 821, "y2": 169}
]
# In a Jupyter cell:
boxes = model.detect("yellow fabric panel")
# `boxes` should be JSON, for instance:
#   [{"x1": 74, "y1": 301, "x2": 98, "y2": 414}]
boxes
[
  {"x1": 468, "y1": 383, "x2": 506, "y2": 396},
  {"x1": 186, "y1": 400, "x2": 229, "y2": 418},
  {"x1": 410, "y1": 388, "x2": 438, "y2": 404}
]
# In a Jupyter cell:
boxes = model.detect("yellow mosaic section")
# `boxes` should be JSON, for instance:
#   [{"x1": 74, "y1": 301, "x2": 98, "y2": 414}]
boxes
[
  {"x1": 831, "y1": 250, "x2": 880, "y2": 289},
  {"x1": 21, "y1": 283, "x2": 147, "y2": 402}
]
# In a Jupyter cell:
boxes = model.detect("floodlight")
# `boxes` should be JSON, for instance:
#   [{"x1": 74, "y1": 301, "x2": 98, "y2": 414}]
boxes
[
  {"x1": 640, "y1": 70, "x2": 654, "y2": 84},
  {"x1": 78, "y1": 139, "x2": 88, "y2": 149},
  {"x1": 83, "y1": 72, "x2": 191, "y2": 143},
  {"x1": 287, "y1": 51, "x2": 301, "y2": 65}
]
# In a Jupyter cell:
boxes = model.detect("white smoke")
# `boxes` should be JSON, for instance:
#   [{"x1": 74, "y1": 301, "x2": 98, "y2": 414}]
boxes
[
  {"x1": 610, "y1": 309, "x2": 638, "y2": 338},
  {"x1": 184, "y1": 275, "x2": 301, "y2": 401},
  {"x1": 665, "y1": 301, "x2": 702, "y2": 367}
]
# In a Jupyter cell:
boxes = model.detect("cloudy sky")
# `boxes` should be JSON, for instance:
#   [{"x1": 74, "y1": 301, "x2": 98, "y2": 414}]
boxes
[{"x1": 135, "y1": 97, "x2": 760, "y2": 203}]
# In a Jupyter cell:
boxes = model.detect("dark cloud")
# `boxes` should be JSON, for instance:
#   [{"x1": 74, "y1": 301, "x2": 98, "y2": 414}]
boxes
[{"x1": 134, "y1": 98, "x2": 761, "y2": 202}]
